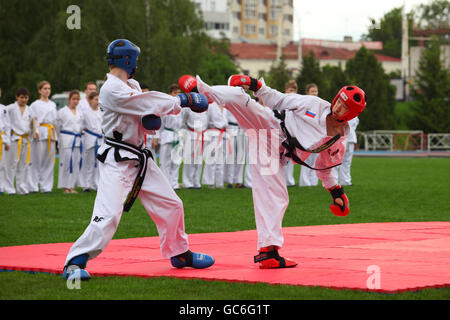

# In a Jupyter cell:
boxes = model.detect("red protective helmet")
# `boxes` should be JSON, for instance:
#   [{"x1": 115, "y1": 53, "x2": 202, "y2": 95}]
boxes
[
  {"x1": 331, "y1": 86, "x2": 366, "y2": 122},
  {"x1": 178, "y1": 74, "x2": 198, "y2": 93}
]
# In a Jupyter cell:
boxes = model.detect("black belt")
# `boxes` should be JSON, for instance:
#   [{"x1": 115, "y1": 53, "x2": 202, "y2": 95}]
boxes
[
  {"x1": 97, "y1": 137, "x2": 153, "y2": 212},
  {"x1": 274, "y1": 110, "x2": 342, "y2": 171}
]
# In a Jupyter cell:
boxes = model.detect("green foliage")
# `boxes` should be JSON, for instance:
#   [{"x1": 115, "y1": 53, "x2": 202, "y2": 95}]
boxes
[
  {"x1": 363, "y1": 7, "x2": 405, "y2": 58},
  {"x1": 319, "y1": 64, "x2": 350, "y2": 102},
  {"x1": 0, "y1": 0, "x2": 237, "y2": 104},
  {"x1": 408, "y1": 37, "x2": 450, "y2": 133},
  {"x1": 413, "y1": 0, "x2": 450, "y2": 30},
  {"x1": 346, "y1": 47, "x2": 397, "y2": 131},
  {"x1": 295, "y1": 51, "x2": 322, "y2": 94},
  {"x1": 264, "y1": 55, "x2": 291, "y2": 92}
]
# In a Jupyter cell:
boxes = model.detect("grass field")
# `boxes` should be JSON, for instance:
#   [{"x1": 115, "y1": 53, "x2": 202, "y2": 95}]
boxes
[{"x1": 1, "y1": 157, "x2": 449, "y2": 300}]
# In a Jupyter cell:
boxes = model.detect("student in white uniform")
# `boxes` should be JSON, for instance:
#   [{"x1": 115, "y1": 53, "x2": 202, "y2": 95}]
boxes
[
  {"x1": 56, "y1": 90, "x2": 84, "y2": 194},
  {"x1": 0, "y1": 95, "x2": 10, "y2": 193},
  {"x1": 201, "y1": 101, "x2": 228, "y2": 188},
  {"x1": 4, "y1": 88, "x2": 34, "y2": 195},
  {"x1": 196, "y1": 74, "x2": 366, "y2": 269},
  {"x1": 29, "y1": 81, "x2": 58, "y2": 193},
  {"x1": 333, "y1": 116, "x2": 359, "y2": 186},
  {"x1": 223, "y1": 109, "x2": 245, "y2": 188},
  {"x1": 62, "y1": 39, "x2": 214, "y2": 281},
  {"x1": 77, "y1": 82, "x2": 97, "y2": 114},
  {"x1": 79, "y1": 91, "x2": 103, "y2": 192},
  {"x1": 299, "y1": 83, "x2": 320, "y2": 187},
  {"x1": 159, "y1": 84, "x2": 183, "y2": 189},
  {"x1": 282, "y1": 80, "x2": 298, "y2": 187}
]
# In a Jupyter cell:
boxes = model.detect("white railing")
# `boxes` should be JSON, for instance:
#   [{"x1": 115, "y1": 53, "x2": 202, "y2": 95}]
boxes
[
  {"x1": 359, "y1": 130, "x2": 424, "y2": 151},
  {"x1": 427, "y1": 133, "x2": 450, "y2": 151}
]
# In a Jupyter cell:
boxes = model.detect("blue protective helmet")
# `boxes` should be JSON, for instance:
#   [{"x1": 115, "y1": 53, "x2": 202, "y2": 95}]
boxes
[{"x1": 106, "y1": 39, "x2": 141, "y2": 79}]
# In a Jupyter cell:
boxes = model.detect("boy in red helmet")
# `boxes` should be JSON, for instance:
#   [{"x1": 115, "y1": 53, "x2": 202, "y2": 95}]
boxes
[{"x1": 182, "y1": 74, "x2": 366, "y2": 269}]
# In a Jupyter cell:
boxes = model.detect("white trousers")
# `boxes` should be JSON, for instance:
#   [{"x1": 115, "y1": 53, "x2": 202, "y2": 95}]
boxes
[
  {"x1": 333, "y1": 142, "x2": 355, "y2": 186},
  {"x1": 224, "y1": 128, "x2": 245, "y2": 185},
  {"x1": 283, "y1": 160, "x2": 295, "y2": 186},
  {"x1": 159, "y1": 142, "x2": 181, "y2": 189},
  {"x1": 80, "y1": 147, "x2": 100, "y2": 190},
  {"x1": 217, "y1": 95, "x2": 288, "y2": 250},
  {"x1": 64, "y1": 148, "x2": 189, "y2": 266},
  {"x1": 57, "y1": 147, "x2": 81, "y2": 189},
  {"x1": 182, "y1": 131, "x2": 204, "y2": 188},
  {"x1": 202, "y1": 131, "x2": 226, "y2": 188},
  {"x1": 3, "y1": 139, "x2": 31, "y2": 194},
  {"x1": 29, "y1": 140, "x2": 56, "y2": 192},
  {"x1": 299, "y1": 153, "x2": 319, "y2": 187}
]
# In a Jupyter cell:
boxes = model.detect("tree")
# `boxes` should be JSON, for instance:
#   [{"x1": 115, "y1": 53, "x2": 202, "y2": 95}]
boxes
[
  {"x1": 363, "y1": 7, "x2": 406, "y2": 58},
  {"x1": 319, "y1": 64, "x2": 349, "y2": 102},
  {"x1": 408, "y1": 36, "x2": 450, "y2": 133},
  {"x1": 264, "y1": 55, "x2": 291, "y2": 92},
  {"x1": 295, "y1": 50, "x2": 322, "y2": 94},
  {"x1": 346, "y1": 46, "x2": 397, "y2": 131},
  {"x1": 412, "y1": 0, "x2": 450, "y2": 30},
  {"x1": 0, "y1": 0, "x2": 238, "y2": 103}
]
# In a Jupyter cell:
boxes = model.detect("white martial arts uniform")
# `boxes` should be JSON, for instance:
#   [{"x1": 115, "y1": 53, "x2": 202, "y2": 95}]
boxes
[
  {"x1": 77, "y1": 97, "x2": 90, "y2": 114},
  {"x1": 223, "y1": 109, "x2": 245, "y2": 186},
  {"x1": 56, "y1": 106, "x2": 84, "y2": 190},
  {"x1": 202, "y1": 102, "x2": 228, "y2": 188},
  {"x1": 299, "y1": 153, "x2": 319, "y2": 187},
  {"x1": 64, "y1": 73, "x2": 189, "y2": 266},
  {"x1": 79, "y1": 106, "x2": 103, "y2": 191},
  {"x1": 29, "y1": 99, "x2": 58, "y2": 193},
  {"x1": 0, "y1": 104, "x2": 10, "y2": 193},
  {"x1": 181, "y1": 107, "x2": 208, "y2": 188},
  {"x1": 196, "y1": 76, "x2": 348, "y2": 250},
  {"x1": 333, "y1": 116, "x2": 359, "y2": 186},
  {"x1": 159, "y1": 112, "x2": 183, "y2": 189},
  {"x1": 3, "y1": 102, "x2": 33, "y2": 195}
]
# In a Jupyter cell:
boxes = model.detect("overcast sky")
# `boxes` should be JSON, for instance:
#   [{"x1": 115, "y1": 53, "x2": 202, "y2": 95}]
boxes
[{"x1": 293, "y1": 0, "x2": 430, "y2": 42}]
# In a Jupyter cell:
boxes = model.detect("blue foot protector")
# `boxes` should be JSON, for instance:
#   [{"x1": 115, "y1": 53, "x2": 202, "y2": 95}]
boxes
[
  {"x1": 170, "y1": 250, "x2": 215, "y2": 269},
  {"x1": 62, "y1": 253, "x2": 91, "y2": 280}
]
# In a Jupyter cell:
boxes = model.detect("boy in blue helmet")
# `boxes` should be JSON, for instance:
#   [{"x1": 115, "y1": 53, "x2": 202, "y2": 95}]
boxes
[{"x1": 62, "y1": 39, "x2": 213, "y2": 281}]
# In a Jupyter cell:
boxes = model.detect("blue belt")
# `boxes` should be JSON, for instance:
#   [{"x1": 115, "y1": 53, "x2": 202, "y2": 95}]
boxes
[
  {"x1": 60, "y1": 130, "x2": 83, "y2": 173},
  {"x1": 85, "y1": 129, "x2": 103, "y2": 168}
]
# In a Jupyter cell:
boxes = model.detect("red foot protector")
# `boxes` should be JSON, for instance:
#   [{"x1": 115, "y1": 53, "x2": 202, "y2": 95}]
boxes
[{"x1": 1, "y1": 222, "x2": 449, "y2": 293}]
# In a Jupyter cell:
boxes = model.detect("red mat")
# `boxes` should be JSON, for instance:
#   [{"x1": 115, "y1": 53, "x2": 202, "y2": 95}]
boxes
[{"x1": 1, "y1": 222, "x2": 449, "y2": 293}]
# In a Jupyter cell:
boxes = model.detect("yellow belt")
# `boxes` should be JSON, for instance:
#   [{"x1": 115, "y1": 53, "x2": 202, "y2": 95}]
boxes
[
  {"x1": 0, "y1": 131, "x2": 4, "y2": 161},
  {"x1": 12, "y1": 131, "x2": 31, "y2": 164},
  {"x1": 40, "y1": 123, "x2": 56, "y2": 162}
]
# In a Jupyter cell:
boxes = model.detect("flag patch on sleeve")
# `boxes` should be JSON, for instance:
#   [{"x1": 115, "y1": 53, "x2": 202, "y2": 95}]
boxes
[{"x1": 305, "y1": 110, "x2": 316, "y2": 118}]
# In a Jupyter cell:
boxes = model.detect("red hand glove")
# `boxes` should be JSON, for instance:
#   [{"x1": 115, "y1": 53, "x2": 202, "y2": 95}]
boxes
[
  {"x1": 228, "y1": 75, "x2": 262, "y2": 92},
  {"x1": 327, "y1": 185, "x2": 350, "y2": 217},
  {"x1": 178, "y1": 74, "x2": 198, "y2": 93}
]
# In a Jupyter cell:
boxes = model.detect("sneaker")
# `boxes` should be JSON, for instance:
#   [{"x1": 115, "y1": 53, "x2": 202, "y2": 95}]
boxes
[
  {"x1": 254, "y1": 246, "x2": 297, "y2": 269},
  {"x1": 170, "y1": 250, "x2": 215, "y2": 269}
]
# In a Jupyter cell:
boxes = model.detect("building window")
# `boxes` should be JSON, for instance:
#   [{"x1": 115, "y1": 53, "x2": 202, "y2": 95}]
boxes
[
  {"x1": 233, "y1": 26, "x2": 239, "y2": 33},
  {"x1": 259, "y1": 13, "x2": 266, "y2": 20},
  {"x1": 284, "y1": 14, "x2": 293, "y2": 23},
  {"x1": 284, "y1": 29, "x2": 290, "y2": 36},
  {"x1": 245, "y1": 24, "x2": 256, "y2": 34},
  {"x1": 259, "y1": 27, "x2": 265, "y2": 35},
  {"x1": 270, "y1": 8, "x2": 281, "y2": 20},
  {"x1": 270, "y1": 25, "x2": 278, "y2": 35},
  {"x1": 244, "y1": 0, "x2": 257, "y2": 19}
]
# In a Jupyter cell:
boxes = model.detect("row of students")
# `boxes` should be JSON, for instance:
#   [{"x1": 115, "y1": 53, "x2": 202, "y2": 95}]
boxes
[{"x1": 0, "y1": 83, "x2": 103, "y2": 195}]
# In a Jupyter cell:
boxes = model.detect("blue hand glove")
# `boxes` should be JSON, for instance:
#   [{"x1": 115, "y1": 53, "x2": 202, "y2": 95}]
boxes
[
  {"x1": 178, "y1": 92, "x2": 208, "y2": 113},
  {"x1": 141, "y1": 114, "x2": 162, "y2": 130}
]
